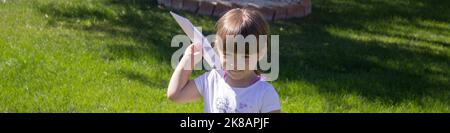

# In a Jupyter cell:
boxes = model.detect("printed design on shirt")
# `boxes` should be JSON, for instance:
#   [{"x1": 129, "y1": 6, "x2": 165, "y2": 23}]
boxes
[
  {"x1": 236, "y1": 101, "x2": 254, "y2": 112},
  {"x1": 215, "y1": 97, "x2": 235, "y2": 113},
  {"x1": 238, "y1": 102, "x2": 248, "y2": 110}
]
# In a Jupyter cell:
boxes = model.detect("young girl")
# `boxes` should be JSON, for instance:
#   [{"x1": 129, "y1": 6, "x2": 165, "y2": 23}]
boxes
[{"x1": 167, "y1": 8, "x2": 280, "y2": 113}]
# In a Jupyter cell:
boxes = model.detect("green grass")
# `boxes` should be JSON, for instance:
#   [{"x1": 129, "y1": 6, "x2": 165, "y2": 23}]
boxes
[{"x1": 0, "y1": 0, "x2": 449, "y2": 112}]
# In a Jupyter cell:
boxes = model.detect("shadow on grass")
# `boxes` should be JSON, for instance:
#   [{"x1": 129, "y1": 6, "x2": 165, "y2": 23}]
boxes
[
  {"x1": 39, "y1": 0, "x2": 450, "y2": 108},
  {"x1": 39, "y1": 0, "x2": 186, "y2": 63},
  {"x1": 272, "y1": 0, "x2": 450, "y2": 107}
]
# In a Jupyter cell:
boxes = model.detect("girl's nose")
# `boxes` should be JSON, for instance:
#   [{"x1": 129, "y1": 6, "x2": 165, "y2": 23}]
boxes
[{"x1": 225, "y1": 63, "x2": 235, "y2": 70}]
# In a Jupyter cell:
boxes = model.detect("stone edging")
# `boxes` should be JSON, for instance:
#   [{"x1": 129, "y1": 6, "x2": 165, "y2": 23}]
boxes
[{"x1": 157, "y1": 0, "x2": 311, "y2": 21}]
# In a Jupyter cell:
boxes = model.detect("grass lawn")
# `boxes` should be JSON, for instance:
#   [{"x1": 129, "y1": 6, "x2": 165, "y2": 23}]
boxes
[{"x1": 0, "y1": 0, "x2": 449, "y2": 112}]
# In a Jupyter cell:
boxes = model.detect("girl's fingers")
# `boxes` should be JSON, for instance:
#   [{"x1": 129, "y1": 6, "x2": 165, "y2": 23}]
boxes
[
  {"x1": 192, "y1": 43, "x2": 201, "y2": 53},
  {"x1": 192, "y1": 45, "x2": 202, "y2": 63},
  {"x1": 182, "y1": 43, "x2": 202, "y2": 70}
]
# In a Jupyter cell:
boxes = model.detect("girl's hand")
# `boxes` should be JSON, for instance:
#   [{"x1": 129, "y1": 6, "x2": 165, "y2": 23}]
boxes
[{"x1": 181, "y1": 43, "x2": 202, "y2": 70}]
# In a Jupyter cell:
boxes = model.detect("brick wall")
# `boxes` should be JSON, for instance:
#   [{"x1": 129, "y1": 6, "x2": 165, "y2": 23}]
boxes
[{"x1": 157, "y1": 0, "x2": 312, "y2": 21}]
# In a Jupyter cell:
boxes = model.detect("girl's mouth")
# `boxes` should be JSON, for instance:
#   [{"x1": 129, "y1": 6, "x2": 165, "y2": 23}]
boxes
[
  {"x1": 229, "y1": 70, "x2": 242, "y2": 72},
  {"x1": 227, "y1": 70, "x2": 243, "y2": 75}
]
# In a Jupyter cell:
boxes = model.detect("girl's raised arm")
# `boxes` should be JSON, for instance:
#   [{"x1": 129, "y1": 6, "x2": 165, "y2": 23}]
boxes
[{"x1": 167, "y1": 44, "x2": 202, "y2": 103}]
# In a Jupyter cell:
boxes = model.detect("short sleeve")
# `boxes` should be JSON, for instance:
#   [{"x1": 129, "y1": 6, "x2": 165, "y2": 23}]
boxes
[
  {"x1": 261, "y1": 86, "x2": 281, "y2": 113},
  {"x1": 194, "y1": 72, "x2": 210, "y2": 96}
]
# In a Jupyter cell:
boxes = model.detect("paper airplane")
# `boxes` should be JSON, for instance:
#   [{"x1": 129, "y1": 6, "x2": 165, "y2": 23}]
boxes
[{"x1": 170, "y1": 11, "x2": 222, "y2": 70}]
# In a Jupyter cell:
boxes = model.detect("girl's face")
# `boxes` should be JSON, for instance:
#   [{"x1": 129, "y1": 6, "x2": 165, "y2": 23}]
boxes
[{"x1": 219, "y1": 50, "x2": 258, "y2": 80}]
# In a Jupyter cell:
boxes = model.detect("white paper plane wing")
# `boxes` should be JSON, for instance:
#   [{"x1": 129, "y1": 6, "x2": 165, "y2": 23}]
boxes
[{"x1": 170, "y1": 11, "x2": 222, "y2": 70}]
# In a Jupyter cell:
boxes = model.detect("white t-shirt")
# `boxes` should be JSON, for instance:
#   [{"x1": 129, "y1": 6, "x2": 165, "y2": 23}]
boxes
[{"x1": 194, "y1": 69, "x2": 281, "y2": 113}]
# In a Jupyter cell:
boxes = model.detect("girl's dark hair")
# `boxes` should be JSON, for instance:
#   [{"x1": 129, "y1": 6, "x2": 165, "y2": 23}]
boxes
[{"x1": 215, "y1": 8, "x2": 270, "y2": 75}]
